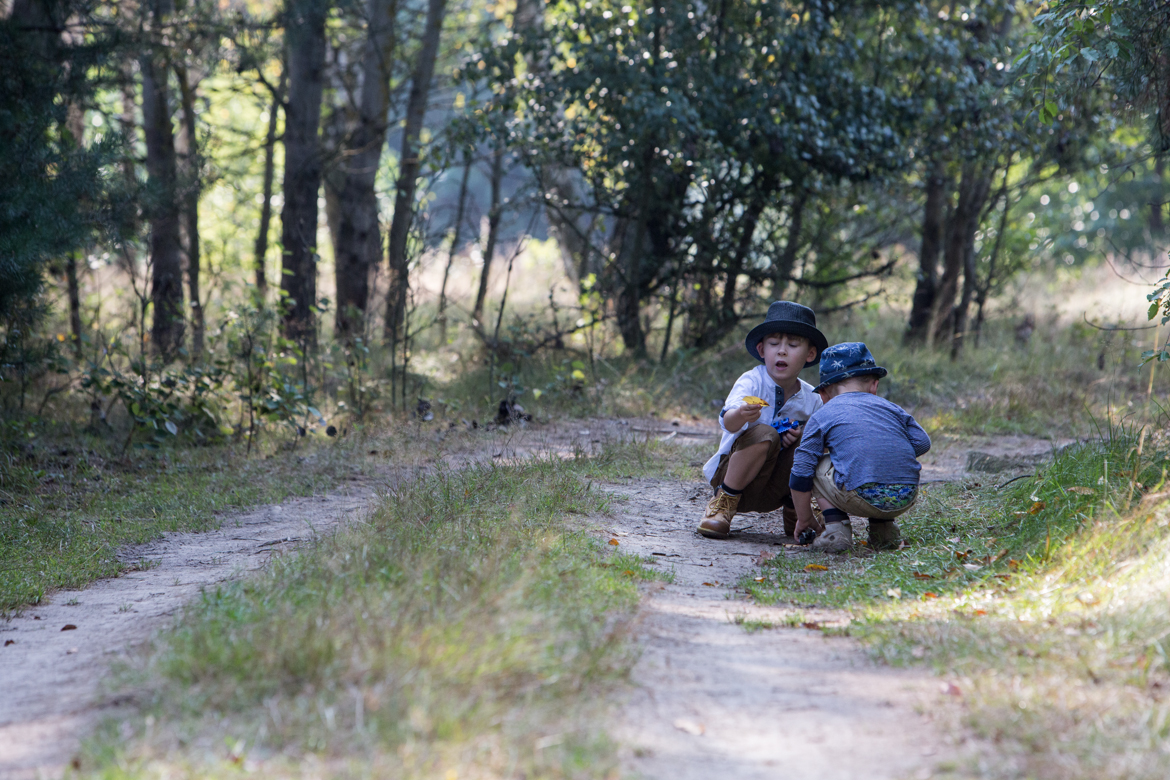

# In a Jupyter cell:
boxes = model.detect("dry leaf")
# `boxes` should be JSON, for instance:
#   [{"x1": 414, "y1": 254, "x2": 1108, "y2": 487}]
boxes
[
  {"x1": 954, "y1": 550, "x2": 969, "y2": 560},
  {"x1": 1028, "y1": 500, "x2": 1046, "y2": 515},
  {"x1": 923, "y1": 592, "x2": 939, "y2": 599},
  {"x1": 61, "y1": 624, "x2": 77, "y2": 631},
  {"x1": 3, "y1": 639, "x2": 13, "y2": 646},
  {"x1": 1008, "y1": 559, "x2": 1020, "y2": 569},
  {"x1": 673, "y1": 718, "x2": 705, "y2": 736},
  {"x1": 702, "y1": 581, "x2": 718, "y2": 586},
  {"x1": 623, "y1": 569, "x2": 636, "y2": 577},
  {"x1": 608, "y1": 538, "x2": 619, "y2": 546},
  {"x1": 741, "y1": 395, "x2": 770, "y2": 407},
  {"x1": 962, "y1": 563, "x2": 983, "y2": 571},
  {"x1": 1068, "y1": 486, "x2": 1095, "y2": 495},
  {"x1": 974, "y1": 609, "x2": 987, "y2": 616},
  {"x1": 753, "y1": 576, "x2": 766, "y2": 582},
  {"x1": 940, "y1": 682, "x2": 962, "y2": 696},
  {"x1": 912, "y1": 571, "x2": 934, "y2": 580},
  {"x1": 802, "y1": 621, "x2": 821, "y2": 630},
  {"x1": 755, "y1": 549, "x2": 776, "y2": 566},
  {"x1": 804, "y1": 564, "x2": 828, "y2": 572}
]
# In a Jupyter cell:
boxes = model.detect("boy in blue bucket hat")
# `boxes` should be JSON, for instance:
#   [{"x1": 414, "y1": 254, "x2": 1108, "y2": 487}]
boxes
[
  {"x1": 698, "y1": 301, "x2": 829, "y2": 539},
  {"x1": 790, "y1": 342, "x2": 932, "y2": 552}
]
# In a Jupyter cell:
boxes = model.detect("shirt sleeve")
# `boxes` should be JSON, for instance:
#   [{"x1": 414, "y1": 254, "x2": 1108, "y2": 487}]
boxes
[
  {"x1": 719, "y1": 371, "x2": 759, "y2": 433},
  {"x1": 789, "y1": 412, "x2": 826, "y2": 492},
  {"x1": 906, "y1": 415, "x2": 931, "y2": 457}
]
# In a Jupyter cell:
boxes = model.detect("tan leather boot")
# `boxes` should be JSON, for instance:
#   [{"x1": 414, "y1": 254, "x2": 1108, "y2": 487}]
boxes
[{"x1": 698, "y1": 490, "x2": 740, "y2": 539}]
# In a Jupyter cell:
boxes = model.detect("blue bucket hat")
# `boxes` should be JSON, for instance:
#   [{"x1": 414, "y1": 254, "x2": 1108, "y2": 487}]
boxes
[
  {"x1": 814, "y1": 342, "x2": 888, "y2": 393},
  {"x1": 745, "y1": 301, "x2": 828, "y2": 365}
]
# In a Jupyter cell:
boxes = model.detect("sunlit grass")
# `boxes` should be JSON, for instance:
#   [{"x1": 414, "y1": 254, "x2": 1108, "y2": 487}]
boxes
[
  {"x1": 744, "y1": 429, "x2": 1170, "y2": 779},
  {"x1": 76, "y1": 443, "x2": 671, "y2": 779}
]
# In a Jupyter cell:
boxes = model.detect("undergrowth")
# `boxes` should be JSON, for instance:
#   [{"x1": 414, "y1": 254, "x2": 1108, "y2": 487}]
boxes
[{"x1": 78, "y1": 444, "x2": 668, "y2": 779}]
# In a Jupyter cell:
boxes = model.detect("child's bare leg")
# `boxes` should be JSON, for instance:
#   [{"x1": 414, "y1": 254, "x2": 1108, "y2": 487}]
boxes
[{"x1": 722, "y1": 440, "x2": 771, "y2": 490}]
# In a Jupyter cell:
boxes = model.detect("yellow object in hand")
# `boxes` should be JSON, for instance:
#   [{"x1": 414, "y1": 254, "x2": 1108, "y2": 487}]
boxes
[{"x1": 741, "y1": 395, "x2": 769, "y2": 407}]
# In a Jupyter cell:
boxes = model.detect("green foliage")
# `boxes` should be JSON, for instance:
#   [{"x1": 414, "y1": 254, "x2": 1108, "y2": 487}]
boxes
[{"x1": 0, "y1": 17, "x2": 117, "y2": 319}]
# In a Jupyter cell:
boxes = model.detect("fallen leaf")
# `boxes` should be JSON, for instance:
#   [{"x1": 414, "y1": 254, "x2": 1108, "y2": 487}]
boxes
[
  {"x1": 974, "y1": 609, "x2": 988, "y2": 616},
  {"x1": 912, "y1": 571, "x2": 934, "y2": 580},
  {"x1": 61, "y1": 624, "x2": 77, "y2": 631},
  {"x1": 954, "y1": 550, "x2": 969, "y2": 560},
  {"x1": 941, "y1": 682, "x2": 962, "y2": 696},
  {"x1": 673, "y1": 718, "x2": 705, "y2": 736},
  {"x1": 887, "y1": 588, "x2": 902, "y2": 599},
  {"x1": 858, "y1": 539, "x2": 869, "y2": 546},
  {"x1": 753, "y1": 576, "x2": 766, "y2": 583},
  {"x1": 994, "y1": 574, "x2": 1012, "y2": 580},
  {"x1": 1068, "y1": 486, "x2": 1095, "y2": 495},
  {"x1": 962, "y1": 563, "x2": 983, "y2": 571},
  {"x1": 702, "y1": 582, "x2": 717, "y2": 586},
  {"x1": 923, "y1": 592, "x2": 938, "y2": 599},
  {"x1": 1028, "y1": 500, "x2": 1046, "y2": 515},
  {"x1": 3, "y1": 639, "x2": 13, "y2": 646},
  {"x1": 623, "y1": 569, "x2": 636, "y2": 577},
  {"x1": 946, "y1": 537, "x2": 960, "y2": 543},
  {"x1": 608, "y1": 539, "x2": 619, "y2": 546},
  {"x1": 755, "y1": 549, "x2": 776, "y2": 566},
  {"x1": 741, "y1": 395, "x2": 769, "y2": 407},
  {"x1": 1007, "y1": 558, "x2": 1021, "y2": 569},
  {"x1": 804, "y1": 564, "x2": 828, "y2": 572},
  {"x1": 802, "y1": 621, "x2": 821, "y2": 630}
]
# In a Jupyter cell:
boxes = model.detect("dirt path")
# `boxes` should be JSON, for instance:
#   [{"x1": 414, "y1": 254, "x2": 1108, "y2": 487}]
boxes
[
  {"x1": 605, "y1": 431, "x2": 1074, "y2": 780},
  {"x1": 0, "y1": 485, "x2": 374, "y2": 780},
  {"x1": 0, "y1": 419, "x2": 1071, "y2": 779}
]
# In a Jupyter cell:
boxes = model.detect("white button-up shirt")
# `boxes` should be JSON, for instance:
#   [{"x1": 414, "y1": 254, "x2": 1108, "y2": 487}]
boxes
[{"x1": 701, "y1": 365, "x2": 823, "y2": 483}]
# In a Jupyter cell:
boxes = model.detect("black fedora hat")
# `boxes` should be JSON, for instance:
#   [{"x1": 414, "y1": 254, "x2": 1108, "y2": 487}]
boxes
[{"x1": 745, "y1": 301, "x2": 828, "y2": 365}]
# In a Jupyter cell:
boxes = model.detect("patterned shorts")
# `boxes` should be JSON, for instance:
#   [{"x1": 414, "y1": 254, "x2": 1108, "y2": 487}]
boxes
[{"x1": 854, "y1": 483, "x2": 918, "y2": 512}]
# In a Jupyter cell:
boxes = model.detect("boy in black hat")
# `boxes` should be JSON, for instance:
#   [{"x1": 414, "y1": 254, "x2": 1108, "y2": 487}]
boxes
[
  {"x1": 790, "y1": 342, "x2": 932, "y2": 552},
  {"x1": 698, "y1": 301, "x2": 829, "y2": 539}
]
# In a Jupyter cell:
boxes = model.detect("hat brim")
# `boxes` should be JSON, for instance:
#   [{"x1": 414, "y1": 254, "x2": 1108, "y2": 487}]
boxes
[
  {"x1": 746, "y1": 321, "x2": 829, "y2": 366},
  {"x1": 813, "y1": 366, "x2": 888, "y2": 394}
]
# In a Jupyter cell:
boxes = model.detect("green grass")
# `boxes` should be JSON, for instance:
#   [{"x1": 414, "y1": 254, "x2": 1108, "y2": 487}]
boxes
[
  {"x1": 76, "y1": 442, "x2": 671, "y2": 779},
  {"x1": 743, "y1": 428, "x2": 1170, "y2": 779}
]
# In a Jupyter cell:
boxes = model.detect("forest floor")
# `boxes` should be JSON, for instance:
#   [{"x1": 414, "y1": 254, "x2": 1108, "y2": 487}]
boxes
[{"x1": 0, "y1": 418, "x2": 1074, "y2": 780}]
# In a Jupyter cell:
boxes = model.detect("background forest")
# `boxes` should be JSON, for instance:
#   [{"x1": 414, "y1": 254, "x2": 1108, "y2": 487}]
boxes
[{"x1": 2, "y1": 0, "x2": 1170, "y2": 443}]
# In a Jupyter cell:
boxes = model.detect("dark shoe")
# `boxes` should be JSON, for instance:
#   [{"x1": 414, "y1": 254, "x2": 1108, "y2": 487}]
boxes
[
  {"x1": 698, "y1": 490, "x2": 740, "y2": 539},
  {"x1": 868, "y1": 520, "x2": 902, "y2": 550}
]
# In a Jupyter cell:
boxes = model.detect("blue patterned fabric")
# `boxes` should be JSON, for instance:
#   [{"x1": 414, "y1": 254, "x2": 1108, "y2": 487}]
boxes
[
  {"x1": 814, "y1": 342, "x2": 888, "y2": 393},
  {"x1": 855, "y1": 482, "x2": 918, "y2": 511}
]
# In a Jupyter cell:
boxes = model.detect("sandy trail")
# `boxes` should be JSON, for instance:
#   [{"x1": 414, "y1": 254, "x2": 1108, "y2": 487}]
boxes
[
  {"x1": 0, "y1": 486, "x2": 374, "y2": 780},
  {"x1": 0, "y1": 418, "x2": 1071, "y2": 779},
  {"x1": 608, "y1": 432, "x2": 1074, "y2": 780}
]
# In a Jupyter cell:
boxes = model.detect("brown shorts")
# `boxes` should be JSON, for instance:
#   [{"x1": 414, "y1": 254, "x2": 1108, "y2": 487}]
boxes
[{"x1": 709, "y1": 424, "x2": 799, "y2": 514}]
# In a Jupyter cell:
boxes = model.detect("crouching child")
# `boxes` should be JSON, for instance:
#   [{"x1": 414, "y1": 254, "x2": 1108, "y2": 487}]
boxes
[
  {"x1": 698, "y1": 301, "x2": 829, "y2": 539},
  {"x1": 790, "y1": 343, "x2": 931, "y2": 552}
]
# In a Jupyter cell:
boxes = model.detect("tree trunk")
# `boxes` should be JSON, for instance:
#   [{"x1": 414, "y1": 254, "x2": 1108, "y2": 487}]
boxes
[
  {"x1": 64, "y1": 78, "x2": 85, "y2": 357},
  {"x1": 1152, "y1": 157, "x2": 1165, "y2": 238},
  {"x1": 614, "y1": 203, "x2": 649, "y2": 359},
  {"x1": 175, "y1": 63, "x2": 203, "y2": 356},
  {"x1": 384, "y1": 0, "x2": 448, "y2": 344},
  {"x1": 771, "y1": 186, "x2": 808, "y2": 300},
  {"x1": 438, "y1": 149, "x2": 472, "y2": 343},
  {"x1": 333, "y1": 0, "x2": 398, "y2": 339},
  {"x1": 140, "y1": 0, "x2": 184, "y2": 360},
  {"x1": 697, "y1": 191, "x2": 765, "y2": 348},
  {"x1": 254, "y1": 73, "x2": 283, "y2": 300},
  {"x1": 906, "y1": 159, "x2": 946, "y2": 344},
  {"x1": 279, "y1": 0, "x2": 328, "y2": 343},
  {"x1": 929, "y1": 162, "x2": 993, "y2": 349},
  {"x1": 472, "y1": 146, "x2": 504, "y2": 325}
]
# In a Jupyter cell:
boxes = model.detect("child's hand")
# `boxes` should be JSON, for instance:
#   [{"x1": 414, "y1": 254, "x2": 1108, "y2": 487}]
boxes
[
  {"x1": 725, "y1": 403, "x2": 763, "y2": 431},
  {"x1": 740, "y1": 403, "x2": 764, "y2": 422},
  {"x1": 781, "y1": 426, "x2": 802, "y2": 449},
  {"x1": 793, "y1": 514, "x2": 820, "y2": 538}
]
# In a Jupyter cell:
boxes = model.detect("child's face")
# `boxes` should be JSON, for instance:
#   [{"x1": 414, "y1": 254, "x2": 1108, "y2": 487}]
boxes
[{"x1": 758, "y1": 333, "x2": 816, "y2": 385}]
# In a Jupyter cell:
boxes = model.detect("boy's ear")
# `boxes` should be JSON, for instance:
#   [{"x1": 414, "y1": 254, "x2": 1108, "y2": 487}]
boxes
[{"x1": 807, "y1": 345, "x2": 819, "y2": 363}]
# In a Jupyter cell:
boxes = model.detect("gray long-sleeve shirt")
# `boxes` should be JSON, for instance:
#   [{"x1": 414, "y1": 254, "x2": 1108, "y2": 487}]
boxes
[{"x1": 789, "y1": 392, "x2": 931, "y2": 492}]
